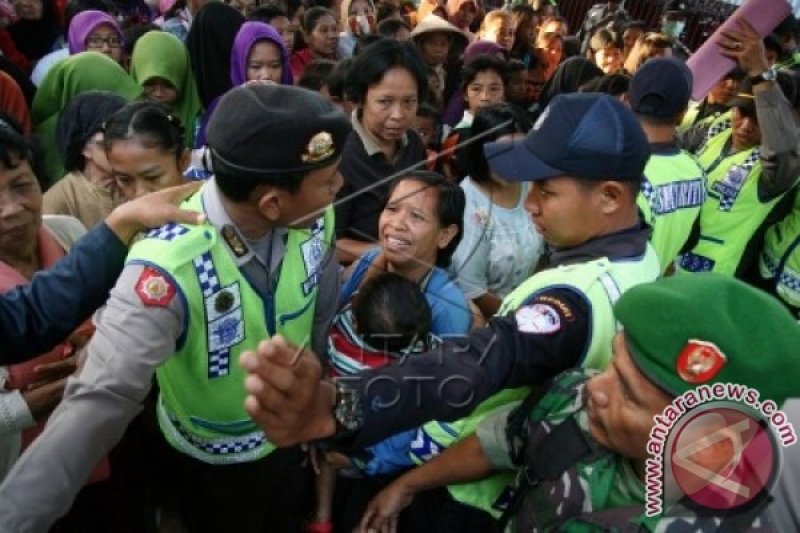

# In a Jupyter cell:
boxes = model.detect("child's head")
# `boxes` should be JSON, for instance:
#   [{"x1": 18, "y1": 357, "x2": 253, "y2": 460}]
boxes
[
  {"x1": 353, "y1": 271, "x2": 432, "y2": 353},
  {"x1": 588, "y1": 28, "x2": 622, "y2": 74},
  {"x1": 102, "y1": 101, "x2": 187, "y2": 200},
  {"x1": 462, "y1": 54, "x2": 509, "y2": 113},
  {"x1": 414, "y1": 101, "x2": 440, "y2": 148}
]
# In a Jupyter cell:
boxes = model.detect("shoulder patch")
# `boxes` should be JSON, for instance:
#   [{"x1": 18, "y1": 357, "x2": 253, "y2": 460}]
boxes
[
  {"x1": 135, "y1": 267, "x2": 177, "y2": 307},
  {"x1": 515, "y1": 303, "x2": 562, "y2": 334}
]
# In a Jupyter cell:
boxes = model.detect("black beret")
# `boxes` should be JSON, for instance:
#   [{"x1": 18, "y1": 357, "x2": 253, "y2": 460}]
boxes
[{"x1": 207, "y1": 84, "x2": 352, "y2": 176}]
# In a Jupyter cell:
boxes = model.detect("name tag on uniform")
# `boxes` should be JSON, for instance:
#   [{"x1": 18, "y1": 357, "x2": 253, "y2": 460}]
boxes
[{"x1": 204, "y1": 283, "x2": 245, "y2": 353}]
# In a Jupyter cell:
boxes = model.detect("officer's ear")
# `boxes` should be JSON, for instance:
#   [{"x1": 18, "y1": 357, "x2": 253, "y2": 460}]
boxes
[
  {"x1": 256, "y1": 186, "x2": 283, "y2": 223},
  {"x1": 597, "y1": 181, "x2": 627, "y2": 215}
]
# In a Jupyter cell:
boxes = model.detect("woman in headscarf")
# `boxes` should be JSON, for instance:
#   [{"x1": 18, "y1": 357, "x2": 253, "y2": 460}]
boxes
[
  {"x1": 43, "y1": 91, "x2": 127, "y2": 228},
  {"x1": 129, "y1": 30, "x2": 203, "y2": 148},
  {"x1": 186, "y1": 1, "x2": 244, "y2": 147},
  {"x1": 0, "y1": 71, "x2": 31, "y2": 134},
  {"x1": 230, "y1": 21, "x2": 293, "y2": 86},
  {"x1": 32, "y1": 51, "x2": 142, "y2": 183},
  {"x1": 6, "y1": 0, "x2": 60, "y2": 65},
  {"x1": 67, "y1": 9, "x2": 124, "y2": 64},
  {"x1": 531, "y1": 56, "x2": 602, "y2": 119}
]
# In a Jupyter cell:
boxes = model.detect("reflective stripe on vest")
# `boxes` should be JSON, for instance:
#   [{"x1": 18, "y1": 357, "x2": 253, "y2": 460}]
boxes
[
  {"x1": 637, "y1": 151, "x2": 705, "y2": 272},
  {"x1": 677, "y1": 128, "x2": 784, "y2": 276},
  {"x1": 127, "y1": 190, "x2": 334, "y2": 464}
]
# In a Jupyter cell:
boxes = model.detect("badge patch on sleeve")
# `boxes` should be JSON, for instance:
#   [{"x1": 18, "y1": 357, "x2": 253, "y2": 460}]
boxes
[
  {"x1": 135, "y1": 267, "x2": 177, "y2": 307},
  {"x1": 515, "y1": 304, "x2": 562, "y2": 334}
]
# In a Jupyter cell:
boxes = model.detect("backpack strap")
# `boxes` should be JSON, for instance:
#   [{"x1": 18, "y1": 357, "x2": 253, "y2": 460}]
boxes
[{"x1": 498, "y1": 384, "x2": 597, "y2": 530}]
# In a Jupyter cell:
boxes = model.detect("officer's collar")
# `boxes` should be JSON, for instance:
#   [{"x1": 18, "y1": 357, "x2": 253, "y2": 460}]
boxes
[{"x1": 545, "y1": 220, "x2": 651, "y2": 268}]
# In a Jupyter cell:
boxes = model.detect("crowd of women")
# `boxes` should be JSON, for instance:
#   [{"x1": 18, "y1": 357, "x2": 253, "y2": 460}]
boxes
[{"x1": 1, "y1": 0, "x2": 799, "y2": 530}]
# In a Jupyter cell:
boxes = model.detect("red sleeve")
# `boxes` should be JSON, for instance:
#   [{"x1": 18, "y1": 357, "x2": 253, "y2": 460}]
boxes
[{"x1": 0, "y1": 30, "x2": 31, "y2": 72}]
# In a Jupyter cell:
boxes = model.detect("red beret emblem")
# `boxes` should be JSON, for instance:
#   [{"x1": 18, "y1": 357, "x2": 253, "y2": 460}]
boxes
[
  {"x1": 301, "y1": 131, "x2": 334, "y2": 163},
  {"x1": 676, "y1": 339, "x2": 727, "y2": 384}
]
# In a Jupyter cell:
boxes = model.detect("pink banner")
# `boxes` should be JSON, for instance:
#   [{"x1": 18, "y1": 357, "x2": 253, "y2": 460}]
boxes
[{"x1": 686, "y1": 0, "x2": 792, "y2": 101}]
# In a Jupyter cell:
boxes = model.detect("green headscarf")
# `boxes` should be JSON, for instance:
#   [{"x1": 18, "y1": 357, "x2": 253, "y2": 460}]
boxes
[
  {"x1": 130, "y1": 31, "x2": 203, "y2": 148},
  {"x1": 32, "y1": 51, "x2": 142, "y2": 183}
]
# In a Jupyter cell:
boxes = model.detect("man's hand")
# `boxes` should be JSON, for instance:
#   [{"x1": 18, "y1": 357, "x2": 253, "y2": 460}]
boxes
[
  {"x1": 240, "y1": 335, "x2": 337, "y2": 446},
  {"x1": 718, "y1": 19, "x2": 770, "y2": 78},
  {"x1": 105, "y1": 182, "x2": 205, "y2": 244},
  {"x1": 358, "y1": 478, "x2": 416, "y2": 533}
]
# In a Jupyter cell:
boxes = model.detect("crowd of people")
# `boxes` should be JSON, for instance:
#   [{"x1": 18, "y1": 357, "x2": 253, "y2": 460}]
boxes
[{"x1": 0, "y1": 0, "x2": 799, "y2": 531}]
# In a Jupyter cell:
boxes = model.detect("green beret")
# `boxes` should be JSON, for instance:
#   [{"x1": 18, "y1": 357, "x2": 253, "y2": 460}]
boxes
[
  {"x1": 207, "y1": 84, "x2": 352, "y2": 176},
  {"x1": 615, "y1": 273, "x2": 800, "y2": 405}
]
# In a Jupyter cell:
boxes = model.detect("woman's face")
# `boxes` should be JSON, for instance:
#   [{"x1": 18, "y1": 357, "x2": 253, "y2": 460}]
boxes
[
  {"x1": 107, "y1": 138, "x2": 184, "y2": 201},
  {"x1": 247, "y1": 40, "x2": 283, "y2": 83},
  {"x1": 465, "y1": 69, "x2": 505, "y2": 112},
  {"x1": 143, "y1": 77, "x2": 178, "y2": 105},
  {"x1": 419, "y1": 32, "x2": 451, "y2": 66},
  {"x1": 595, "y1": 47, "x2": 622, "y2": 74},
  {"x1": 269, "y1": 15, "x2": 295, "y2": 52},
  {"x1": 82, "y1": 131, "x2": 114, "y2": 180},
  {"x1": 307, "y1": 14, "x2": 338, "y2": 57},
  {"x1": 229, "y1": 0, "x2": 257, "y2": 18},
  {"x1": 379, "y1": 179, "x2": 456, "y2": 270},
  {"x1": 85, "y1": 23, "x2": 122, "y2": 63},
  {"x1": 451, "y1": 2, "x2": 476, "y2": 30},
  {"x1": 0, "y1": 156, "x2": 42, "y2": 258},
  {"x1": 483, "y1": 17, "x2": 515, "y2": 51},
  {"x1": 12, "y1": 0, "x2": 42, "y2": 21},
  {"x1": 347, "y1": 0, "x2": 375, "y2": 35},
  {"x1": 361, "y1": 66, "x2": 418, "y2": 145}
]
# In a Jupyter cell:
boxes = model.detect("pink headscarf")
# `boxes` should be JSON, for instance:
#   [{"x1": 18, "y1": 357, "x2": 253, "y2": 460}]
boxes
[{"x1": 67, "y1": 10, "x2": 123, "y2": 55}]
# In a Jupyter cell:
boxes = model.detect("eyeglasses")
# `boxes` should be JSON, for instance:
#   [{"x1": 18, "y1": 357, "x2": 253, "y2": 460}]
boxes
[{"x1": 86, "y1": 35, "x2": 122, "y2": 49}]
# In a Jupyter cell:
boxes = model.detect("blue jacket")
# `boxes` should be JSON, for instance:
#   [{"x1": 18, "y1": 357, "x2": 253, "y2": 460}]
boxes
[{"x1": 1, "y1": 223, "x2": 127, "y2": 364}]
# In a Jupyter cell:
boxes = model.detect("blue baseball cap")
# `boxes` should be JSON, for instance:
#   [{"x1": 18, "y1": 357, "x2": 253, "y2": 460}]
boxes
[
  {"x1": 629, "y1": 57, "x2": 692, "y2": 118},
  {"x1": 484, "y1": 93, "x2": 650, "y2": 182}
]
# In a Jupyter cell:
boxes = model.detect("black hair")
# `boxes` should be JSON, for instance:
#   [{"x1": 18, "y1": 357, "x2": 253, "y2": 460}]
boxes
[
  {"x1": 285, "y1": 0, "x2": 303, "y2": 21},
  {"x1": 0, "y1": 114, "x2": 49, "y2": 190},
  {"x1": 248, "y1": 4, "x2": 287, "y2": 22},
  {"x1": 461, "y1": 54, "x2": 511, "y2": 88},
  {"x1": 578, "y1": 73, "x2": 630, "y2": 98},
  {"x1": 764, "y1": 33, "x2": 783, "y2": 58},
  {"x1": 346, "y1": 38, "x2": 428, "y2": 104},
  {"x1": 385, "y1": 171, "x2": 465, "y2": 268},
  {"x1": 507, "y1": 58, "x2": 526, "y2": 75},
  {"x1": 63, "y1": 0, "x2": 116, "y2": 39},
  {"x1": 354, "y1": 271, "x2": 432, "y2": 353},
  {"x1": 623, "y1": 20, "x2": 648, "y2": 33},
  {"x1": 353, "y1": 34, "x2": 383, "y2": 56},
  {"x1": 562, "y1": 35, "x2": 581, "y2": 59},
  {"x1": 462, "y1": 102, "x2": 531, "y2": 183},
  {"x1": 375, "y1": 3, "x2": 400, "y2": 23},
  {"x1": 327, "y1": 58, "x2": 352, "y2": 100},
  {"x1": 305, "y1": 0, "x2": 333, "y2": 9},
  {"x1": 588, "y1": 27, "x2": 622, "y2": 53},
  {"x1": 297, "y1": 58, "x2": 338, "y2": 91},
  {"x1": 377, "y1": 18, "x2": 410, "y2": 38},
  {"x1": 102, "y1": 101, "x2": 185, "y2": 161},
  {"x1": 123, "y1": 23, "x2": 159, "y2": 56},
  {"x1": 214, "y1": 159, "x2": 306, "y2": 200},
  {"x1": 415, "y1": 101, "x2": 441, "y2": 148},
  {"x1": 301, "y1": 6, "x2": 335, "y2": 34}
]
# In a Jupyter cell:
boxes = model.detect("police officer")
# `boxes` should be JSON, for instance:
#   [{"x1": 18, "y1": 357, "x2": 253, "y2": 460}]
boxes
[
  {"x1": 0, "y1": 183, "x2": 203, "y2": 363},
  {"x1": 678, "y1": 20, "x2": 800, "y2": 278},
  {"x1": 629, "y1": 57, "x2": 706, "y2": 273},
  {"x1": 358, "y1": 273, "x2": 800, "y2": 531},
  {"x1": 242, "y1": 92, "x2": 661, "y2": 463},
  {"x1": 0, "y1": 85, "x2": 351, "y2": 532}
]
